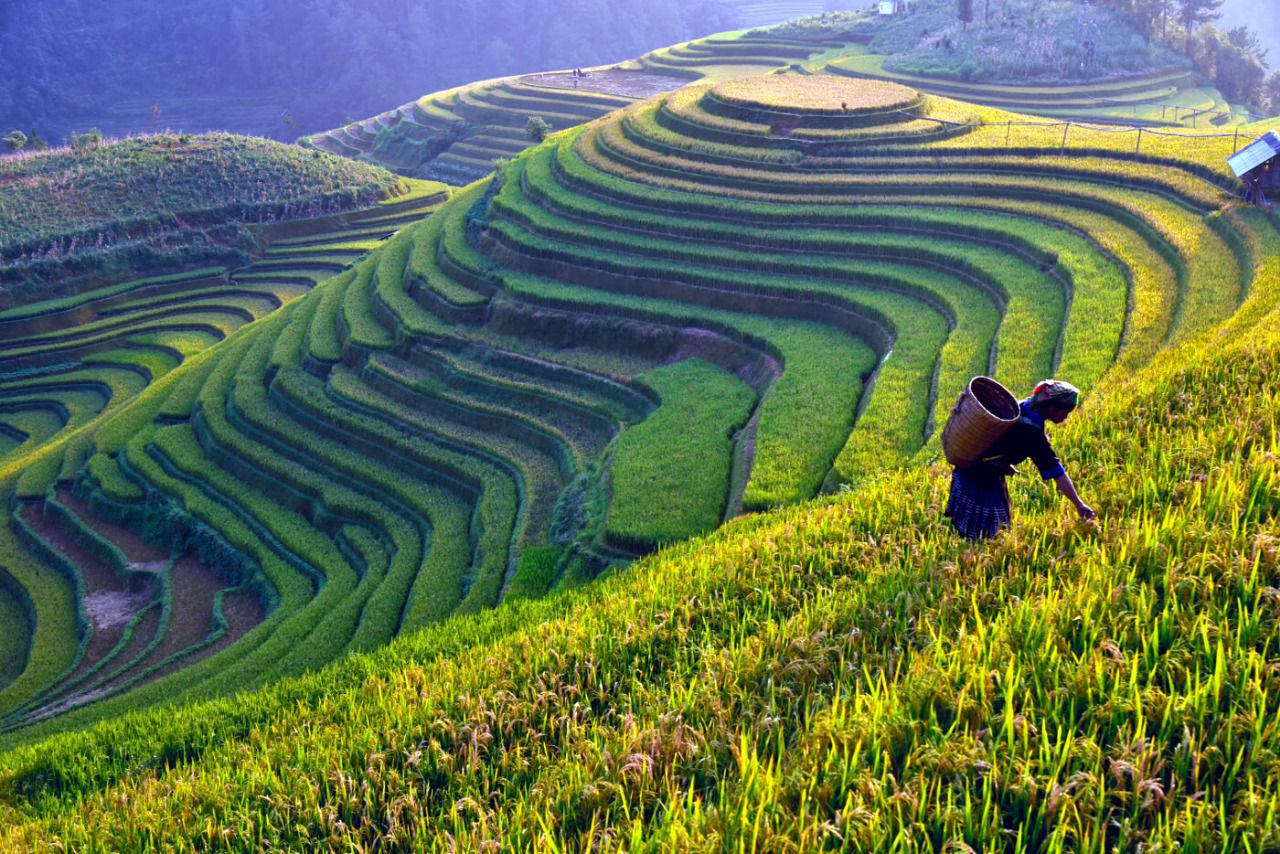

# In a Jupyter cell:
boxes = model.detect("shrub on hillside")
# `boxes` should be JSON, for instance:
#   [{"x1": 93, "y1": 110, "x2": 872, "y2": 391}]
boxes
[
  {"x1": 874, "y1": 0, "x2": 1186, "y2": 81},
  {"x1": 525, "y1": 115, "x2": 553, "y2": 142},
  {"x1": 3, "y1": 130, "x2": 27, "y2": 152},
  {"x1": 70, "y1": 128, "x2": 103, "y2": 153}
]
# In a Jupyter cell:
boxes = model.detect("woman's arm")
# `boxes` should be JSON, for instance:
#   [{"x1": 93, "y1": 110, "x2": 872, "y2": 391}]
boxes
[{"x1": 1053, "y1": 472, "x2": 1095, "y2": 520}]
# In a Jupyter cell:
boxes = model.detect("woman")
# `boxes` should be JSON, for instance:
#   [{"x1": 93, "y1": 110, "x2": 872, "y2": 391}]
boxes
[{"x1": 945, "y1": 379, "x2": 1096, "y2": 540}]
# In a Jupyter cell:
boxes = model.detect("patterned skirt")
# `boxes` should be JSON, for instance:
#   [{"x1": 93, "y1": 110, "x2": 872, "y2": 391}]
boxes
[{"x1": 945, "y1": 466, "x2": 1011, "y2": 540}]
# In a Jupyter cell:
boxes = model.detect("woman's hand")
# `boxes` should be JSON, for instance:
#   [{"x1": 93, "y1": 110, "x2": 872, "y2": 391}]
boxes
[{"x1": 1053, "y1": 473, "x2": 1095, "y2": 522}]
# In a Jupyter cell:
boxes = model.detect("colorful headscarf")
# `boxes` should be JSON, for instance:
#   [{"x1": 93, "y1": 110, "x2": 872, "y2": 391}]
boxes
[{"x1": 1029, "y1": 379, "x2": 1080, "y2": 409}]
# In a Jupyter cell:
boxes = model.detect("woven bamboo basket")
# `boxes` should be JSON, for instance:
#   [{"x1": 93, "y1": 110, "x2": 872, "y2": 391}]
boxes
[{"x1": 940, "y1": 376, "x2": 1020, "y2": 468}]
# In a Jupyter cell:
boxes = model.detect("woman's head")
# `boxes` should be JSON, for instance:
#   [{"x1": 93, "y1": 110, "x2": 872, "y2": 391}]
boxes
[{"x1": 1029, "y1": 379, "x2": 1080, "y2": 423}]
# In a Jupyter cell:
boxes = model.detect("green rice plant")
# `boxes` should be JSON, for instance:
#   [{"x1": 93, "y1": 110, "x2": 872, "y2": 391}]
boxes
[
  {"x1": 305, "y1": 268, "x2": 358, "y2": 365},
  {"x1": 268, "y1": 367, "x2": 493, "y2": 625},
  {"x1": 406, "y1": 184, "x2": 493, "y2": 309},
  {"x1": 0, "y1": 581, "x2": 31, "y2": 691},
  {"x1": 524, "y1": 140, "x2": 1124, "y2": 396},
  {"x1": 339, "y1": 256, "x2": 395, "y2": 351},
  {"x1": 0, "y1": 58, "x2": 1268, "y2": 752},
  {"x1": 82, "y1": 347, "x2": 180, "y2": 383},
  {"x1": 126, "y1": 329, "x2": 224, "y2": 360},
  {"x1": 6, "y1": 262, "x2": 1280, "y2": 845},
  {"x1": 0, "y1": 305, "x2": 257, "y2": 362},
  {"x1": 267, "y1": 295, "x2": 320, "y2": 372},
  {"x1": 493, "y1": 267, "x2": 877, "y2": 508},
  {"x1": 0, "y1": 482, "x2": 83, "y2": 719},
  {"x1": 482, "y1": 192, "x2": 965, "y2": 480},
  {"x1": 0, "y1": 409, "x2": 66, "y2": 463},
  {"x1": 194, "y1": 326, "x2": 413, "y2": 666},
  {"x1": 98, "y1": 286, "x2": 282, "y2": 318},
  {"x1": 604, "y1": 359, "x2": 755, "y2": 549},
  {"x1": 0, "y1": 268, "x2": 227, "y2": 323},
  {"x1": 82, "y1": 453, "x2": 141, "y2": 504},
  {"x1": 593, "y1": 113, "x2": 1231, "y2": 210}
]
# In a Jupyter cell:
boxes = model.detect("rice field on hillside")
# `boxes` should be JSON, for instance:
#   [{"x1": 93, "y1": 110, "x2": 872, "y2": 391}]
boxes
[
  {"x1": 0, "y1": 195, "x2": 1277, "y2": 850},
  {"x1": 0, "y1": 67, "x2": 1270, "y2": 748},
  {"x1": 302, "y1": 28, "x2": 857, "y2": 185},
  {"x1": 0, "y1": 182, "x2": 447, "y2": 730},
  {"x1": 821, "y1": 52, "x2": 1254, "y2": 129}
]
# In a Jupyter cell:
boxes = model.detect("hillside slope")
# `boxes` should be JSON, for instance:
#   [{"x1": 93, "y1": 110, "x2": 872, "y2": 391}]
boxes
[
  {"x1": 0, "y1": 133, "x2": 402, "y2": 295},
  {"x1": 0, "y1": 195, "x2": 1277, "y2": 850},
  {"x1": 0, "y1": 64, "x2": 1273, "y2": 745},
  {"x1": 0, "y1": 0, "x2": 734, "y2": 143},
  {"x1": 303, "y1": 28, "x2": 859, "y2": 184},
  {"x1": 310, "y1": 10, "x2": 1258, "y2": 189}
]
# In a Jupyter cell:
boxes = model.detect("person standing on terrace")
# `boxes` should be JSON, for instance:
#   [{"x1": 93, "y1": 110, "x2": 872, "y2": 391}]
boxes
[{"x1": 945, "y1": 379, "x2": 1096, "y2": 539}]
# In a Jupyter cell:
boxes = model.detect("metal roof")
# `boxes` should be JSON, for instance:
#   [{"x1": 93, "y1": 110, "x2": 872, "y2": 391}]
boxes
[{"x1": 1227, "y1": 130, "x2": 1280, "y2": 177}]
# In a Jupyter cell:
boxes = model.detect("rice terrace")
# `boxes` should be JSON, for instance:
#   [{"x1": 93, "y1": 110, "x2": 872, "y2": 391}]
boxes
[{"x1": 1, "y1": 0, "x2": 1279, "y2": 849}]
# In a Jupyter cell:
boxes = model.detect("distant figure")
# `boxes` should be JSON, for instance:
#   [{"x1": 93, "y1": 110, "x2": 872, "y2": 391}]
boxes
[
  {"x1": 945, "y1": 379, "x2": 1096, "y2": 539},
  {"x1": 1246, "y1": 171, "x2": 1270, "y2": 206}
]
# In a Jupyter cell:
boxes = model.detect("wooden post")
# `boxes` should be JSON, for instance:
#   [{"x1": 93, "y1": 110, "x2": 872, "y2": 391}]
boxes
[
  {"x1": 1135, "y1": 127, "x2": 1143, "y2": 155},
  {"x1": 1005, "y1": 120, "x2": 1012, "y2": 146},
  {"x1": 1060, "y1": 122, "x2": 1071, "y2": 152},
  {"x1": 1233, "y1": 129, "x2": 1241, "y2": 154}
]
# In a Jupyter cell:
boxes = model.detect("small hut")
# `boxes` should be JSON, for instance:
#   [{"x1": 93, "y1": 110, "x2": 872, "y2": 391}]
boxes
[{"x1": 1227, "y1": 130, "x2": 1280, "y2": 206}]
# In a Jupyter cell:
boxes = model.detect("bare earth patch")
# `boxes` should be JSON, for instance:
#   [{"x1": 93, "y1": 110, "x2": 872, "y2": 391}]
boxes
[
  {"x1": 82, "y1": 589, "x2": 155, "y2": 631},
  {"x1": 521, "y1": 69, "x2": 693, "y2": 100}
]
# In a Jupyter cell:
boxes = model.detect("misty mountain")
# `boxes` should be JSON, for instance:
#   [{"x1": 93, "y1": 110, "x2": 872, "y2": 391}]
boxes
[{"x1": 0, "y1": 0, "x2": 735, "y2": 142}]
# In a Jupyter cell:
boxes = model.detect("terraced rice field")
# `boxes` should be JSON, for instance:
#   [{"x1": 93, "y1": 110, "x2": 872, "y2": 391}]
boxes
[
  {"x1": 303, "y1": 30, "x2": 854, "y2": 185},
  {"x1": 729, "y1": 0, "x2": 831, "y2": 28},
  {"x1": 0, "y1": 71, "x2": 1270, "y2": 740},
  {"x1": 0, "y1": 183, "x2": 446, "y2": 730},
  {"x1": 825, "y1": 53, "x2": 1253, "y2": 128}
]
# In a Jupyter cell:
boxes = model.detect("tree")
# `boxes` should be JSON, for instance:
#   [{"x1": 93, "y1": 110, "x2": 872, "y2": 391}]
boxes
[
  {"x1": 4, "y1": 130, "x2": 28, "y2": 152},
  {"x1": 1265, "y1": 71, "x2": 1280, "y2": 116},
  {"x1": 1227, "y1": 25, "x2": 1269, "y2": 64},
  {"x1": 1177, "y1": 0, "x2": 1223, "y2": 52},
  {"x1": 1154, "y1": 0, "x2": 1176, "y2": 40},
  {"x1": 959, "y1": 0, "x2": 974, "y2": 28},
  {"x1": 525, "y1": 116, "x2": 553, "y2": 142},
  {"x1": 71, "y1": 127, "x2": 102, "y2": 153},
  {"x1": 1209, "y1": 30, "x2": 1266, "y2": 106}
]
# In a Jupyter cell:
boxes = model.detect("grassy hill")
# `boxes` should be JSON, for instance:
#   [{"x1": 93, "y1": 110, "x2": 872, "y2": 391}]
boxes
[
  {"x1": 0, "y1": 133, "x2": 402, "y2": 295},
  {"x1": 0, "y1": 89, "x2": 1276, "y2": 841}
]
